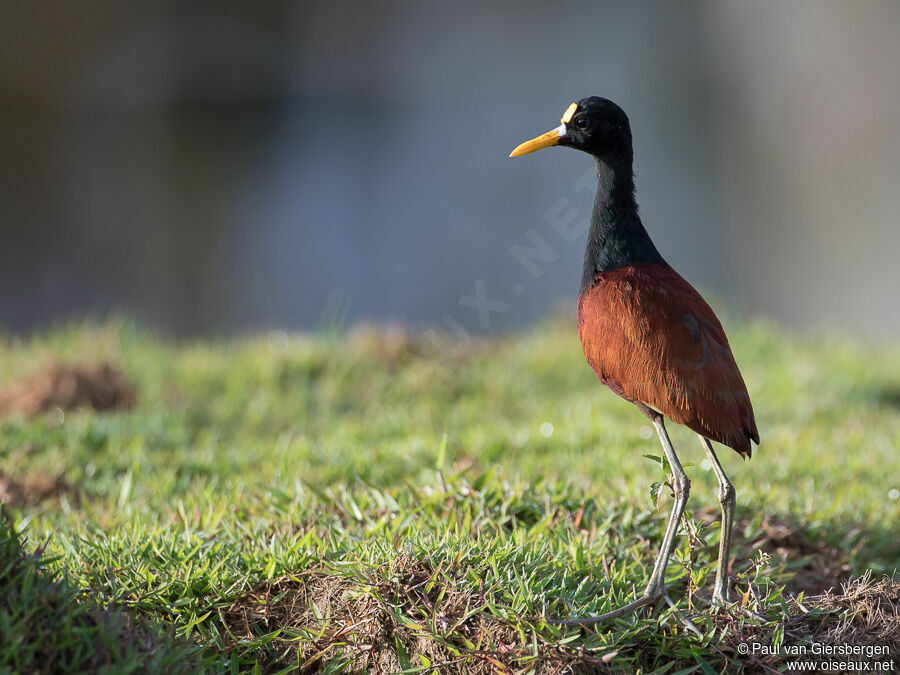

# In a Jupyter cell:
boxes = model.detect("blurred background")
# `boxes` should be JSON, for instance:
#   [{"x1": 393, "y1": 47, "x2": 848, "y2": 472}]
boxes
[{"x1": 2, "y1": 1, "x2": 898, "y2": 338}]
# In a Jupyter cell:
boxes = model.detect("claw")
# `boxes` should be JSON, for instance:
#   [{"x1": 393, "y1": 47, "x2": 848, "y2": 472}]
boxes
[{"x1": 694, "y1": 593, "x2": 771, "y2": 622}]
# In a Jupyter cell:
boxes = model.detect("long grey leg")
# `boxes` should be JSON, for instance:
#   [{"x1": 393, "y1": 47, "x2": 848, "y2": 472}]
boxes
[
  {"x1": 559, "y1": 415, "x2": 690, "y2": 625},
  {"x1": 698, "y1": 435, "x2": 735, "y2": 604},
  {"x1": 644, "y1": 417, "x2": 691, "y2": 596}
]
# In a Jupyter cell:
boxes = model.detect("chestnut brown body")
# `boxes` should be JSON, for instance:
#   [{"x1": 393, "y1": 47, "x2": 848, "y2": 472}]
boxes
[{"x1": 578, "y1": 262, "x2": 759, "y2": 457}]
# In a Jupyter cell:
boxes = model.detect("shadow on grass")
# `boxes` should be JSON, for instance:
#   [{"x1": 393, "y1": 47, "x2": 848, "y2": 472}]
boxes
[
  {"x1": 702, "y1": 506, "x2": 900, "y2": 596},
  {"x1": 874, "y1": 383, "x2": 900, "y2": 410},
  {"x1": 0, "y1": 508, "x2": 211, "y2": 674}
]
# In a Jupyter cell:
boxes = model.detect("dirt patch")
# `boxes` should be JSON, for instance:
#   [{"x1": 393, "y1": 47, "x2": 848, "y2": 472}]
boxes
[
  {"x1": 0, "y1": 362, "x2": 136, "y2": 419},
  {"x1": 729, "y1": 573, "x2": 900, "y2": 671},
  {"x1": 801, "y1": 574, "x2": 900, "y2": 649},
  {"x1": 0, "y1": 472, "x2": 76, "y2": 508},
  {"x1": 349, "y1": 323, "x2": 426, "y2": 368},
  {"x1": 218, "y1": 565, "x2": 898, "y2": 674},
  {"x1": 218, "y1": 556, "x2": 612, "y2": 674}
]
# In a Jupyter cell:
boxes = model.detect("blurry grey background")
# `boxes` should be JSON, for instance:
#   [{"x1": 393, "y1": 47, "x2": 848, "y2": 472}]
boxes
[{"x1": 2, "y1": 1, "x2": 899, "y2": 338}]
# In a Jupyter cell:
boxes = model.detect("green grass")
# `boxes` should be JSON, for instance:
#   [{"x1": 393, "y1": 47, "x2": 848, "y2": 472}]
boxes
[{"x1": 1, "y1": 316, "x2": 898, "y2": 673}]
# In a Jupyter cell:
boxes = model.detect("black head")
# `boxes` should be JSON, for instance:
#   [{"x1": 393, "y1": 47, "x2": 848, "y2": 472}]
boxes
[
  {"x1": 510, "y1": 96, "x2": 633, "y2": 164},
  {"x1": 559, "y1": 97, "x2": 632, "y2": 160}
]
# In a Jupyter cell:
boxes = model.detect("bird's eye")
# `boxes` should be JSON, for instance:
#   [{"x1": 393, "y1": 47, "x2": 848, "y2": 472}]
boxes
[{"x1": 575, "y1": 116, "x2": 589, "y2": 130}]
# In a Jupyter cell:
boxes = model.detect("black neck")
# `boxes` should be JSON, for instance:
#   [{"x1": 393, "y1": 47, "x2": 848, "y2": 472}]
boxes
[{"x1": 581, "y1": 157, "x2": 666, "y2": 290}]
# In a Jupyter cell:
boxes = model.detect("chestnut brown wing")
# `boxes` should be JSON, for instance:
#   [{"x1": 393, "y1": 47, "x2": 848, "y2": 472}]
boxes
[{"x1": 578, "y1": 263, "x2": 759, "y2": 457}]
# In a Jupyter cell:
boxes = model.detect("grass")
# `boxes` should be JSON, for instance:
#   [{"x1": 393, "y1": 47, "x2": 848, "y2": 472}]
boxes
[{"x1": 1, "y1": 314, "x2": 898, "y2": 673}]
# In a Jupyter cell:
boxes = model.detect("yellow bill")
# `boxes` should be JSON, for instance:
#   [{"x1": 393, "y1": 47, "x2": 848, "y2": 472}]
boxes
[
  {"x1": 509, "y1": 123, "x2": 567, "y2": 157},
  {"x1": 509, "y1": 102, "x2": 578, "y2": 157}
]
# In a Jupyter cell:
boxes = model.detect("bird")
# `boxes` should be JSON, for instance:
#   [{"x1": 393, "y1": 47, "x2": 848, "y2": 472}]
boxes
[{"x1": 510, "y1": 97, "x2": 759, "y2": 623}]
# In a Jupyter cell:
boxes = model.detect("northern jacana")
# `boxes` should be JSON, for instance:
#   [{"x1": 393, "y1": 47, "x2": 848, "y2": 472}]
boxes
[{"x1": 510, "y1": 97, "x2": 759, "y2": 623}]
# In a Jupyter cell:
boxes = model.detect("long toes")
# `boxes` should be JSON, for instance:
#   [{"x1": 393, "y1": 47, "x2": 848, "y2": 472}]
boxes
[
  {"x1": 694, "y1": 594, "x2": 732, "y2": 610},
  {"x1": 697, "y1": 594, "x2": 770, "y2": 622},
  {"x1": 662, "y1": 592, "x2": 703, "y2": 637},
  {"x1": 554, "y1": 594, "x2": 656, "y2": 626}
]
